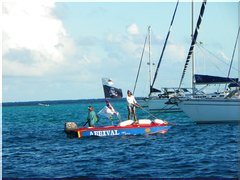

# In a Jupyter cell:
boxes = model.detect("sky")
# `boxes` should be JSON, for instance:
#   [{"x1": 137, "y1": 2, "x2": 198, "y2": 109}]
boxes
[{"x1": 2, "y1": 0, "x2": 239, "y2": 102}]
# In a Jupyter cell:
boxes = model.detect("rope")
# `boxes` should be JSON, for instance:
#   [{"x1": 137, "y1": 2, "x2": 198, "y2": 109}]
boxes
[
  {"x1": 138, "y1": 105, "x2": 175, "y2": 125},
  {"x1": 179, "y1": 0, "x2": 207, "y2": 89},
  {"x1": 133, "y1": 34, "x2": 148, "y2": 94},
  {"x1": 228, "y1": 26, "x2": 240, "y2": 77},
  {"x1": 151, "y1": 0, "x2": 179, "y2": 89},
  {"x1": 196, "y1": 43, "x2": 239, "y2": 73},
  {"x1": 138, "y1": 105, "x2": 159, "y2": 119}
]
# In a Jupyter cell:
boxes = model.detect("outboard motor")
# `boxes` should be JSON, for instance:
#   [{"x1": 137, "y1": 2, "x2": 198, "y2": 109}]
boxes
[{"x1": 64, "y1": 122, "x2": 78, "y2": 137}]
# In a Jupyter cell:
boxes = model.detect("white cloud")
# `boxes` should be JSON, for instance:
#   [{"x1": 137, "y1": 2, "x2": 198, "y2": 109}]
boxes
[
  {"x1": 127, "y1": 23, "x2": 139, "y2": 35},
  {"x1": 105, "y1": 32, "x2": 143, "y2": 59},
  {"x1": 2, "y1": 1, "x2": 75, "y2": 77},
  {"x1": 165, "y1": 43, "x2": 186, "y2": 62}
]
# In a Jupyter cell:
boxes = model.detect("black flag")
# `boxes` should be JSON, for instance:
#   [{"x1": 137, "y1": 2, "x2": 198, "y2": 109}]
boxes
[{"x1": 102, "y1": 78, "x2": 123, "y2": 98}]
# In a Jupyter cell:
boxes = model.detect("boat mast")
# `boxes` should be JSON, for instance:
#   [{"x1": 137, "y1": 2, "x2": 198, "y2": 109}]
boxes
[
  {"x1": 239, "y1": 2, "x2": 240, "y2": 83},
  {"x1": 148, "y1": 26, "x2": 152, "y2": 93},
  {"x1": 178, "y1": 0, "x2": 207, "y2": 89},
  {"x1": 191, "y1": 0, "x2": 196, "y2": 94}
]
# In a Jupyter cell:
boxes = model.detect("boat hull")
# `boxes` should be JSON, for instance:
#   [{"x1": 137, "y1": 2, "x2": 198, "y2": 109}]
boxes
[
  {"x1": 147, "y1": 98, "x2": 181, "y2": 112},
  {"x1": 137, "y1": 98, "x2": 148, "y2": 108},
  {"x1": 177, "y1": 98, "x2": 240, "y2": 123},
  {"x1": 66, "y1": 124, "x2": 171, "y2": 138}
]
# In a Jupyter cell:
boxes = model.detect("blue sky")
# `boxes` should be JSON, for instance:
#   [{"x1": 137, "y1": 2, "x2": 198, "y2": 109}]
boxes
[{"x1": 2, "y1": 1, "x2": 239, "y2": 102}]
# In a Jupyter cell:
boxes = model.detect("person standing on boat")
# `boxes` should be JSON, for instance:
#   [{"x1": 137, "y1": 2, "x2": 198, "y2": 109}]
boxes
[
  {"x1": 126, "y1": 90, "x2": 140, "y2": 122},
  {"x1": 86, "y1": 106, "x2": 99, "y2": 127}
]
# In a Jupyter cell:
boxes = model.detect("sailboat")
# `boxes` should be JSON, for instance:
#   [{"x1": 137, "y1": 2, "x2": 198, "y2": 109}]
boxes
[
  {"x1": 177, "y1": 74, "x2": 240, "y2": 123},
  {"x1": 134, "y1": 0, "x2": 192, "y2": 112},
  {"x1": 176, "y1": 74, "x2": 240, "y2": 123},
  {"x1": 176, "y1": 1, "x2": 240, "y2": 123}
]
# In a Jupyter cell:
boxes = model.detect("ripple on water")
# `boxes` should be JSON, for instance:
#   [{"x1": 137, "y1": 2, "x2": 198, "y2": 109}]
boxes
[{"x1": 2, "y1": 103, "x2": 239, "y2": 178}]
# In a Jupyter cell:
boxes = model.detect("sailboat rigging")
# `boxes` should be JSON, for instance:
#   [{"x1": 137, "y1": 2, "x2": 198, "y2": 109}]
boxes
[
  {"x1": 133, "y1": 28, "x2": 148, "y2": 94},
  {"x1": 227, "y1": 26, "x2": 240, "y2": 78},
  {"x1": 134, "y1": 0, "x2": 184, "y2": 112},
  {"x1": 150, "y1": 0, "x2": 179, "y2": 94},
  {"x1": 178, "y1": 0, "x2": 207, "y2": 90},
  {"x1": 175, "y1": 0, "x2": 240, "y2": 123}
]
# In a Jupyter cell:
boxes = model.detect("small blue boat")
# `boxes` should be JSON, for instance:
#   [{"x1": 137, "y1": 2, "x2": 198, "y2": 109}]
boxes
[{"x1": 64, "y1": 119, "x2": 172, "y2": 138}]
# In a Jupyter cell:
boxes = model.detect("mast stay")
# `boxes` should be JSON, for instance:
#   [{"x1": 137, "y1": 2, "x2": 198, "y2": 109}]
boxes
[
  {"x1": 133, "y1": 30, "x2": 148, "y2": 94},
  {"x1": 178, "y1": 0, "x2": 207, "y2": 89},
  {"x1": 150, "y1": 0, "x2": 179, "y2": 95},
  {"x1": 227, "y1": 26, "x2": 240, "y2": 78}
]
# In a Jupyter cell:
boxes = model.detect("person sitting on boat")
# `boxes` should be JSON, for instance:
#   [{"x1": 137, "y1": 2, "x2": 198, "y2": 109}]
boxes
[
  {"x1": 126, "y1": 90, "x2": 140, "y2": 122},
  {"x1": 86, "y1": 106, "x2": 99, "y2": 127}
]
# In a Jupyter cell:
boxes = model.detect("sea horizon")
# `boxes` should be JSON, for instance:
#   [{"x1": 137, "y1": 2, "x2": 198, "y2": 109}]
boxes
[{"x1": 2, "y1": 97, "x2": 147, "y2": 107}]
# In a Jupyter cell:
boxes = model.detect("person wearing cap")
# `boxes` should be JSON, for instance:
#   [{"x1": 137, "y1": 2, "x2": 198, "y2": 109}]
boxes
[
  {"x1": 86, "y1": 106, "x2": 99, "y2": 127},
  {"x1": 126, "y1": 90, "x2": 140, "y2": 122}
]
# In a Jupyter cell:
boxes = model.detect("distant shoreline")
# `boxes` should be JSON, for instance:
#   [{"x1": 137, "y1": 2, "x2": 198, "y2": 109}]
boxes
[{"x1": 2, "y1": 97, "x2": 144, "y2": 107}]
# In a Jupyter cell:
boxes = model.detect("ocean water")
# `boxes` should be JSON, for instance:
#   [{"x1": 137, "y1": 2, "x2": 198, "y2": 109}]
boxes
[{"x1": 2, "y1": 99, "x2": 240, "y2": 178}]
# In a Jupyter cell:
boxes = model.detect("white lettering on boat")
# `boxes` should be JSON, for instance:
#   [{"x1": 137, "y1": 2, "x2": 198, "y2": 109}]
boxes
[{"x1": 89, "y1": 130, "x2": 119, "y2": 136}]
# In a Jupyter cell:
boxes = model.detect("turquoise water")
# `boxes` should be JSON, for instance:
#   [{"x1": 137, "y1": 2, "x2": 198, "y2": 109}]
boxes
[{"x1": 2, "y1": 100, "x2": 240, "y2": 178}]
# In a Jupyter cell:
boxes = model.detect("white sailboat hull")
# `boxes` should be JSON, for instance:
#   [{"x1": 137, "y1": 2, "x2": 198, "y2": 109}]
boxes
[
  {"x1": 137, "y1": 99, "x2": 148, "y2": 108},
  {"x1": 138, "y1": 97, "x2": 181, "y2": 112},
  {"x1": 177, "y1": 98, "x2": 240, "y2": 123},
  {"x1": 148, "y1": 98, "x2": 180, "y2": 112}
]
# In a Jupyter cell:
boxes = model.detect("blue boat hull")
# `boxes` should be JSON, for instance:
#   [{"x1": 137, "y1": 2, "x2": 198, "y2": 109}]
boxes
[{"x1": 75, "y1": 124, "x2": 171, "y2": 138}]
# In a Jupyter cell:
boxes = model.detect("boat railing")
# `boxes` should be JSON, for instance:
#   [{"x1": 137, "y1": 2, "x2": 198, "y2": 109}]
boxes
[
  {"x1": 149, "y1": 87, "x2": 194, "y2": 99},
  {"x1": 224, "y1": 89, "x2": 240, "y2": 99},
  {"x1": 149, "y1": 86, "x2": 236, "y2": 100}
]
